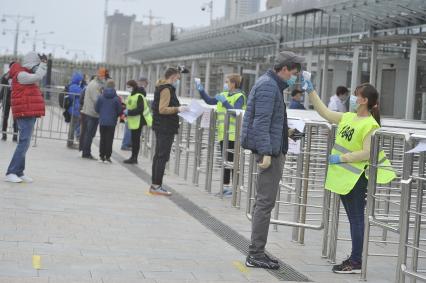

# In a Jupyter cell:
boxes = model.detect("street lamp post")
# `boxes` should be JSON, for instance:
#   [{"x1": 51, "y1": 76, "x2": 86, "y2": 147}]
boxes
[
  {"x1": 31, "y1": 30, "x2": 54, "y2": 51},
  {"x1": 1, "y1": 14, "x2": 35, "y2": 57},
  {"x1": 201, "y1": 1, "x2": 213, "y2": 25}
]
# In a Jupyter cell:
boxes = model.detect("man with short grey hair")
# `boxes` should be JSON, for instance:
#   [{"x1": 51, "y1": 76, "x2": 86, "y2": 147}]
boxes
[{"x1": 241, "y1": 51, "x2": 305, "y2": 269}]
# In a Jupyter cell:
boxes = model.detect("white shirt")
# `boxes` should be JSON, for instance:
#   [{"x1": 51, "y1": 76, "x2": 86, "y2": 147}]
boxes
[{"x1": 328, "y1": 94, "x2": 347, "y2": 112}]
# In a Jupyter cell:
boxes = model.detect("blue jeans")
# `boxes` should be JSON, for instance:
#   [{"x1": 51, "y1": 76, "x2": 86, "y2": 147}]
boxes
[
  {"x1": 121, "y1": 122, "x2": 132, "y2": 149},
  {"x1": 82, "y1": 115, "x2": 99, "y2": 157},
  {"x1": 340, "y1": 173, "x2": 368, "y2": 263},
  {"x1": 6, "y1": 117, "x2": 36, "y2": 176}
]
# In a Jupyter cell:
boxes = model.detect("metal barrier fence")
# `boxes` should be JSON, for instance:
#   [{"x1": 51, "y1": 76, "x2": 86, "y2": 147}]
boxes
[
  {"x1": 0, "y1": 84, "x2": 129, "y2": 147},
  {"x1": 397, "y1": 133, "x2": 426, "y2": 283}
]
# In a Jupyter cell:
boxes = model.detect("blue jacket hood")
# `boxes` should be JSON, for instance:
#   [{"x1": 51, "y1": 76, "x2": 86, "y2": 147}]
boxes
[
  {"x1": 71, "y1": 72, "x2": 83, "y2": 85},
  {"x1": 103, "y1": 88, "x2": 117, "y2": 99}
]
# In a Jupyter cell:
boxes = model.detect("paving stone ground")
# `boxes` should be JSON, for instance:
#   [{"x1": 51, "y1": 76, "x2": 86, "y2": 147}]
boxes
[{"x1": 0, "y1": 136, "x2": 400, "y2": 283}]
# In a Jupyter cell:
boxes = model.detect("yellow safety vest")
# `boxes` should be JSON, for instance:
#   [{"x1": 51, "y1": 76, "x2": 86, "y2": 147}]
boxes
[
  {"x1": 325, "y1": 112, "x2": 396, "y2": 195},
  {"x1": 126, "y1": 93, "x2": 153, "y2": 129},
  {"x1": 216, "y1": 91, "x2": 246, "y2": 142}
]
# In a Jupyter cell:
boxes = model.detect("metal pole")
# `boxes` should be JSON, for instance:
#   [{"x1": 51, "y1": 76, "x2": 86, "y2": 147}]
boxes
[
  {"x1": 13, "y1": 20, "x2": 20, "y2": 57},
  {"x1": 405, "y1": 38, "x2": 418, "y2": 120},
  {"x1": 320, "y1": 49, "x2": 329, "y2": 102},
  {"x1": 361, "y1": 132, "x2": 381, "y2": 281},
  {"x1": 204, "y1": 110, "x2": 216, "y2": 193},
  {"x1": 351, "y1": 46, "x2": 361, "y2": 92},
  {"x1": 409, "y1": 151, "x2": 424, "y2": 283},
  {"x1": 369, "y1": 42, "x2": 378, "y2": 86}
]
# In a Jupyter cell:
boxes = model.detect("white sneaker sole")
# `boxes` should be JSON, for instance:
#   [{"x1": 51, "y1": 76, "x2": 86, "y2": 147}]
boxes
[{"x1": 333, "y1": 269, "x2": 361, "y2": 274}]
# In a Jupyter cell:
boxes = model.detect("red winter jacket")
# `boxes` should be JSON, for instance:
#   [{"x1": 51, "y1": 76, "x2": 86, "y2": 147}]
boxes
[{"x1": 9, "y1": 63, "x2": 45, "y2": 119}]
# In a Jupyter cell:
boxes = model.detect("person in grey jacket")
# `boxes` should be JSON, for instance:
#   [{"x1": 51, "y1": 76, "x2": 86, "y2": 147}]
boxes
[
  {"x1": 80, "y1": 68, "x2": 108, "y2": 160},
  {"x1": 242, "y1": 51, "x2": 305, "y2": 269}
]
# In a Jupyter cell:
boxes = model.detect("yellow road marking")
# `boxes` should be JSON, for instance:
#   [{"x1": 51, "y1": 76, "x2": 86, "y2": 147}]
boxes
[
  {"x1": 32, "y1": 255, "x2": 41, "y2": 270},
  {"x1": 233, "y1": 261, "x2": 250, "y2": 274}
]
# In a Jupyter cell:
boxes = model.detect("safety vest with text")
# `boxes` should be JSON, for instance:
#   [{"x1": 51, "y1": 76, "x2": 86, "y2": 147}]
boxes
[
  {"x1": 126, "y1": 93, "x2": 152, "y2": 129},
  {"x1": 325, "y1": 112, "x2": 396, "y2": 195},
  {"x1": 216, "y1": 91, "x2": 246, "y2": 142}
]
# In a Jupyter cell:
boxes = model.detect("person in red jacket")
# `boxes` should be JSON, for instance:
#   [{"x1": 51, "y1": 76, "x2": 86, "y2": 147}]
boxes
[{"x1": 5, "y1": 52, "x2": 47, "y2": 183}]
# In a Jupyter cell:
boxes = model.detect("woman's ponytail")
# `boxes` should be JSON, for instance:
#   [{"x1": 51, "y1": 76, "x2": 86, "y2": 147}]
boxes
[{"x1": 358, "y1": 83, "x2": 381, "y2": 126}]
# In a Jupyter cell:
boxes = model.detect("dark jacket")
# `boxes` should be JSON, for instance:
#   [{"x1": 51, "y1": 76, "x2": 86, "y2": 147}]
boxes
[
  {"x1": 95, "y1": 88, "x2": 122, "y2": 126},
  {"x1": 241, "y1": 69, "x2": 289, "y2": 156},
  {"x1": 289, "y1": 99, "x2": 306, "y2": 110},
  {"x1": 152, "y1": 83, "x2": 180, "y2": 135}
]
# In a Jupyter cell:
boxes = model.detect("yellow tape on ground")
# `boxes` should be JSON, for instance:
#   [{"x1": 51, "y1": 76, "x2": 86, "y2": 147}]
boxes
[
  {"x1": 233, "y1": 261, "x2": 249, "y2": 274},
  {"x1": 32, "y1": 255, "x2": 41, "y2": 270}
]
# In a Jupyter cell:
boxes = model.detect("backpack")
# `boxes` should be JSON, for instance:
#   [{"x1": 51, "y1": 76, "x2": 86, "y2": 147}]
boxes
[{"x1": 58, "y1": 85, "x2": 71, "y2": 109}]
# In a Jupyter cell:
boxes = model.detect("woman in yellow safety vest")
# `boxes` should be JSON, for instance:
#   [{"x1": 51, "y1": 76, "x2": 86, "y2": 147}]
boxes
[
  {"x1": 303, "y1": 80, "x2": 396, "y2": 274},
  {"x1": 123, "y1": 80, "x2": 152, "y2": 164},
  {"x1": 195, "y1": 74, "x2": 246, "y2": 197}
]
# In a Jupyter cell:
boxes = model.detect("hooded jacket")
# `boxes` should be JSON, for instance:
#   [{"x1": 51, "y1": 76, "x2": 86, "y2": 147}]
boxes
[
  {"x1": 9, "y1": 52, "x2": 46, "y2": 119},
  {"x1": 67, "y1": 72, "x2": 83, "y2": 117},
  {"x1": 95, "y1": 87, "x2": 122, "y2": 126}
]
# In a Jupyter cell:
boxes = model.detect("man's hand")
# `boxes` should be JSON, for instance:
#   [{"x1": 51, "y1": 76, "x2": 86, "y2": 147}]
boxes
[
  {"x1": 258, "y1": 155, "x2": 271, "y2": 169},
  {"x1": 38, "y1": 53, "x2": 48, "y2": 63}
]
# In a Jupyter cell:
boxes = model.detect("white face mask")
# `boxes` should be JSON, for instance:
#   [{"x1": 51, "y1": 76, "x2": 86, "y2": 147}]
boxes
[
  {"x1": 349, "y1": 95, "x2": 360, "y2": 112},
  {"x1": 126, "y1": 87, "x2": 133, "y2": 92},
  {"x1": 223, "y1": 83, "x2": 229, "y2": 91}
]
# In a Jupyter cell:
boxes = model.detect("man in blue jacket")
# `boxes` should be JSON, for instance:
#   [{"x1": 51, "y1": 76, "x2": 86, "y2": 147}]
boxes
[
  {"x1": 241, "y1": 51, "x2": 305, "y2": 269},
  {"x1": 67, "y1": 72, "x2": 83, "y2": 149}
]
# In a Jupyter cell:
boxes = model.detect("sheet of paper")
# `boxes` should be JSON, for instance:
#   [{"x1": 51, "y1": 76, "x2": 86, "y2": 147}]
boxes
[
  {"x1": 406, "y1": 140, "x2": 426, "y2": 154},
  {"x1": 178, "y1": 100, "x2": 209, "y2": 124},
  {"x1": 200, "y1": 110, "x2": 211, "y2": 128},
  {"x1": 287, "y1": 119, "x2": 306, "y2": 155}
]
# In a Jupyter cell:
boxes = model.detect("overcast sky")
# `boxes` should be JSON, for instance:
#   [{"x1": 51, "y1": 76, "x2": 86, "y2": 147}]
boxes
[{"x1": 1, "y1": 0, "x2": 267, "y2": 62}]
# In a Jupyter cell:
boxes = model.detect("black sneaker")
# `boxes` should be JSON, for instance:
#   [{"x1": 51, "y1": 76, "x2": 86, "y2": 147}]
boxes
[
  {"x1": 1, "y1": 134, "x2": 6, "y2": 141},
  {"x1": 265, "y1": 253, "x2": 279, "y2": 264},
  {"x1": 12, "y1": 135, "x2": 18, "y2": 142},
  {"x1": 82, "y1": 154, "x2": 98, "y2": 160},
  {"x1": 105, "y1": 158, "x2": 112, "y2": 164},
  {"x1": 245, "y1": 255, "x2": 280, "y2": 270},
  {"x1": 123, "y1": 158, "x2": 138, "y2": 164},
  {"x1": 332, "y1": 258, "x2": 361, "y2": 274}
]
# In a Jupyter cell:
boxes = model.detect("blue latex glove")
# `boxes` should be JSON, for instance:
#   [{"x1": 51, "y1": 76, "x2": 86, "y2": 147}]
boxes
[
  {"x1": 124, "y1": 109, "x2": 128, "y2": 116},
  {"x1": 302, "y1": 80, "x2": 314, "y2": 93},
  {"x1": 196, "y1": 82, "x2": 204, "y2": 92},
  {"x1": 328, "y1": 154, "x2": 341, "y2": 164},
  {"x1": 215, "y1": 94, "x2": 227, "y2": 103}
]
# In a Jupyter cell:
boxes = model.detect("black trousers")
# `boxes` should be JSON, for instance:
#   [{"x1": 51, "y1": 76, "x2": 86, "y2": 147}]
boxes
[
  {"x1": 2, "y1": 94, "x2": 18, "y2": 137},
  {"x1": 99, "y1": 125, "x2": 115, "y2": 159},
  {"x1": 152, "y1": 131, "x2": 175, "y2": 185},
  {"x1": 219, "y1": 140, "x2": 235, "y2": 185},
  {"x1": 130, "y1": 126, "x2": 143, "y2": 159},
  {"x1": 79, "y1": 113, "x2": 86, "y2": 151}
]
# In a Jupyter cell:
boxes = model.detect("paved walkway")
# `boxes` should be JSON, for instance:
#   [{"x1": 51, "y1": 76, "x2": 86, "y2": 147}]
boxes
[{"x1": 0, "y1": 137, "x2": 398, "y2": 283}]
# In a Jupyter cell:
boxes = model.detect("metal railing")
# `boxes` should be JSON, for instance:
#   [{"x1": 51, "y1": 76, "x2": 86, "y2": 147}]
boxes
[{"x1": 397, "y1": 133, "x2": 426, "y2": 283}]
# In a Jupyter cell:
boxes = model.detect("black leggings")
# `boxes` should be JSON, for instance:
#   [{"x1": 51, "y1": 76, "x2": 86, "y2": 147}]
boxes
[
  {"x1": 219, "y1": 140, "x2": 235, "y2": 185},
  {"x1": 152, "y1": 131, "x2": 175, "y2": 185},
  {"x1": 130, "y1": 126, "x2": 143, "y2": 159},
  {"x1": 99, "y1": 125, "x2": 115, "y2": 159}
]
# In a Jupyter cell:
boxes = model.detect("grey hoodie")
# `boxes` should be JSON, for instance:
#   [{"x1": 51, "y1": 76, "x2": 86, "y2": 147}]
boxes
[{"x1": 17, "y1": 52, "x2": 47, "y2": 85}]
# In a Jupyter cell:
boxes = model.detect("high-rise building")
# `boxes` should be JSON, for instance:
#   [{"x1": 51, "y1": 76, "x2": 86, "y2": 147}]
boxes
[
  {"x1": 105, "y1": 11, "x2": 173, "y2": 64},
  {"x1": 225, "y1": 0, "x2": 260, "y2": 21},
  {"x1": 105, "y1": 11, "x2": 135, "y2": 64},
  {"x1": 266, "y1": 0, "x2": 282, "y2": 9}
]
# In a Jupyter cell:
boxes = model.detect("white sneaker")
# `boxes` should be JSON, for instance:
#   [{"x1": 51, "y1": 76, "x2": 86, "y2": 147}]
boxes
[
  {"x1": 5, "y1": 174, "x2": 23, "y2": 183},
  {"x1": 20, "y1": 175, "x2": 33, "y2": 183}
]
